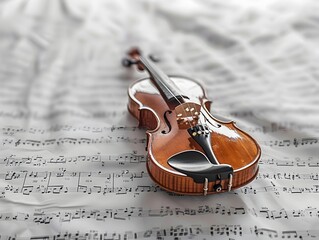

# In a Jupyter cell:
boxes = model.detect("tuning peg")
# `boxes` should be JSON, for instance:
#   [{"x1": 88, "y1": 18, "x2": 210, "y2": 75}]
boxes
[{"x1": 122, "y1": 58, "x2": 138, "y2": 68}]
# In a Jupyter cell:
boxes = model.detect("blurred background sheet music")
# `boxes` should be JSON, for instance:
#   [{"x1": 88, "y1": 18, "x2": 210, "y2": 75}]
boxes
[{"x1": 0, "y1": 0, "x2": 318, "y2": 239}]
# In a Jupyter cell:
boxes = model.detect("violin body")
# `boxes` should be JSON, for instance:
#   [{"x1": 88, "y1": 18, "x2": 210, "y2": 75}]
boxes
[{"x1": 124, "y1": 48, "x2": 261, "y2": 195}]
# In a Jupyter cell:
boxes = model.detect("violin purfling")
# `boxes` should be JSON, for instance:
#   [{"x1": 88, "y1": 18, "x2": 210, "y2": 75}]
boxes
[{"x1": 123, "y1": 48, "x2": 261, "y2": 195}]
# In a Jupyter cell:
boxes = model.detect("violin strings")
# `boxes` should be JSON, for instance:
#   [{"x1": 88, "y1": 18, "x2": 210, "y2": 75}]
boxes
[
  {"x1": 138, "y1": 53, "x2": 219, "y2": 130},
  {"x1": 139, "y1": 55, "x2": 195, "y2": 128}
]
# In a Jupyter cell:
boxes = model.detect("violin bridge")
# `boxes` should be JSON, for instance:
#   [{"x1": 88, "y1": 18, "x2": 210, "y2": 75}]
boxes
[{"x1": 175, "y1": 102, "x2": 202, "y2": 129}]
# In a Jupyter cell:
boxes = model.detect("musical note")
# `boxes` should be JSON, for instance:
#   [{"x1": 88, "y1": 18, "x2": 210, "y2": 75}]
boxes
[
  {"x1": 1, "y1": 205, "x2": 318, "y2": 225},
  {"x1": 256, "y1": 172, "x2": 319, "y2": 181},
  {"x1": 264, "y1": 137, "x2": 319, "y2": 147},
  {"x1": 2, "y1": 125, "x2": 138, "y2": 136},
  {"x1": 2, "y1": 136, "x2": 146, "y2": 147},
  {"x1": 2, "y1": 153, "x2": 146, "y2": 167},
  {"x1": 259, "y1": 156, "x2": 319, "y2": 167},
  {"x1": 0, "y1": 225, "x2": 317, "y2": 239}
]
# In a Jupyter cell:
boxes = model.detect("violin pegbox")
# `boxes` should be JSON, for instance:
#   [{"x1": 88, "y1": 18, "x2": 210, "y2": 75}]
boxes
[
  {"x1": 122, "y1": 48, "x2": 145, "y2": 71},
  {"x1": 175, "y1": 102, "x2": 202, "y2": 129}
]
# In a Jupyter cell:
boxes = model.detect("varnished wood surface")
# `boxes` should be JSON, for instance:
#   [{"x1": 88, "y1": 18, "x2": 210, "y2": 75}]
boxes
[{"x1": 128, "y1": 76, "x2": 261, "y2": 195}]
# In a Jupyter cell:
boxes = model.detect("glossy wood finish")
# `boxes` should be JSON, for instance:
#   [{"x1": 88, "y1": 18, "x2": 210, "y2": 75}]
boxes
[{"x1": 128, "y1": 76, "x2": 261, "y2": 195}]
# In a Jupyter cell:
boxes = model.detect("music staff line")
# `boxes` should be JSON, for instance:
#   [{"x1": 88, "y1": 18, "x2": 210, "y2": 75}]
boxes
[
  {"x1": 3, "y1": 168, "x2": 318, "y2": 182},
  {"x1": 0, "y1": 167, "x2": 319, "y2": 197},
  {"x1": 2, "y1": 125, "x2": 139, "y2": 136},
  {"x1": 0, "y1": 109, "x2": 126, "y2": 120},
  {"x1": 4, "y1": 121, "x2": 318, "y2": 138},
  {"x1": 259, "y1": 157, "x2": 319, "y2": 167},
  {"x1": 3, "y1": 121, "x2": 319, "y2": 135},
  {"x1": 0, "y1": 205, "x2": 318, "y2": 224},
  {"x1": 242, "y1": 122, "x2": 319, "y2": 134},
  {"x1": 263, "y1": 137, "x2": 319, "y2": 147},
  {"x1": 1, "y1": 184, "x2": 319, "y2": 197},
  {"x1": 2, "y1": 154, "x2": 319, "y2": 168},
  {"x1": 1, "y1": 169, "x2": 152, "y2": 196},
  {"x1": 237, "y1": 185, "x2": 319, "y2": 195},
  {"x1": 3, "y1": 136, "x2": 319, "y2": 149},
  {"x1": 1, "y1": 185, "x2": 161, "y2": 197},
  {"x1": 5, "y1": 121, "x2": 317, "y2": 137},
  {"x1": 2, "y1": 153, "x2": 146, "y2": 167},
  {"x1": 0, "y1": 225, "x2": 317, "y2": 240},
  {"x1": 256, "y1": 172, "x2": 319, "y2": 180},
  {"x1": 3, "y1": 170, "x2": 148, "y2": 181},
  {"x1": 2, "y1": 136, "x2": 146, "y2": 147}
]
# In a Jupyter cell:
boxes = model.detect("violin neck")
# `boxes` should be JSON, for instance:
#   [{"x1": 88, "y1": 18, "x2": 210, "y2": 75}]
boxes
[{"x1": 139, "y1": 55, "x2": 188, "y2": 108}]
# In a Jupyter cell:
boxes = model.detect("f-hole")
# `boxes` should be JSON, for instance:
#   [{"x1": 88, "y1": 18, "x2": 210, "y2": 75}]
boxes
[{"x1": 161, "y1": 110, "x2": 172, "y2": 134}]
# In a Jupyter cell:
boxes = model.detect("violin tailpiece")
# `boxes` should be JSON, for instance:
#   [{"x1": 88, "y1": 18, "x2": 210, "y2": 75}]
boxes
[{"x1": 167, "y1": 150, "x2": 234, "y2": 194}]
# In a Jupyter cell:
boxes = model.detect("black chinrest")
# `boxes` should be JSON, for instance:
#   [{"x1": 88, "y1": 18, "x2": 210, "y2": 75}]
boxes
[{"x1": 168, "y1": 150, "x2": 233, "y2": 183}]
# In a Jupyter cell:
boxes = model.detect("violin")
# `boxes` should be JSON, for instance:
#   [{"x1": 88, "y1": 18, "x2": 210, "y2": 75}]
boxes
[{"x1": 123, "y1": 48, "x2": 261, "y2": 195}]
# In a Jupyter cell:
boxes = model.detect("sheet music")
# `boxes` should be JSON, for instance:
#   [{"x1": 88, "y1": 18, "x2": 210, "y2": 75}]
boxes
[{"x1": 0, "y1": 0, "x2": 318, "y2": 239}]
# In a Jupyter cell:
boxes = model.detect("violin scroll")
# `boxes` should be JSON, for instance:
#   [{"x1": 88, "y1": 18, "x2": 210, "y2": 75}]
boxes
[
  {"x1": 122, "y1": 48, "x2": 160, "y2": 71},
  {"x1": 122, "y1": 48, "x2": 145, "y2": 71}
]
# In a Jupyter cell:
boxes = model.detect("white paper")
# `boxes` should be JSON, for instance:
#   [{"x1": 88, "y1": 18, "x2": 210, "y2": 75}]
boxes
[{"x1": 0, "y1": 0, "x2": 318, "y2": 239}]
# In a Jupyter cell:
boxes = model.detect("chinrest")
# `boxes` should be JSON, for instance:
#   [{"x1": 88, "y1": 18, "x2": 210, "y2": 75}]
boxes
[{"x1": 168, "y1": 150, "x2": 233, "y2": 183}]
